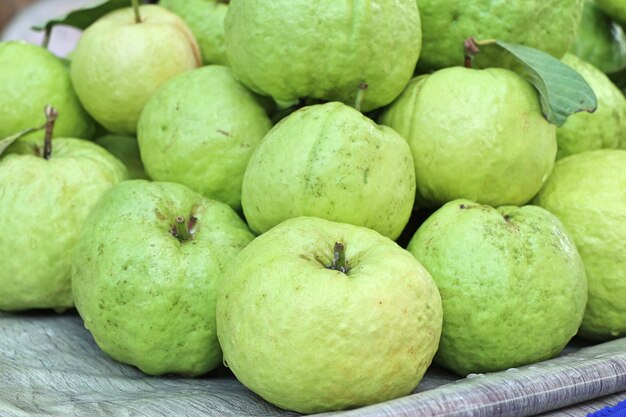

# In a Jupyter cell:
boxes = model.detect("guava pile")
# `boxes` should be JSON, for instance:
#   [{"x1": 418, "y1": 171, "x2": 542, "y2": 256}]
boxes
[{"x1": 0, "y1": 0, "x2": 625, "y2": 414}]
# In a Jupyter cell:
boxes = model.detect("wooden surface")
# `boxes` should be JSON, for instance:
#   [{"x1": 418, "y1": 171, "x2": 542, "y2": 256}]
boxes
[{"x1": 1, "y1": 310, "x2": 625, "y2": 416}]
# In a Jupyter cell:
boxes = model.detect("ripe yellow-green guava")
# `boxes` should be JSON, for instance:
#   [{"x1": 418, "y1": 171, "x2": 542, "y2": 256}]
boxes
[
  {"x1": 70, "y1": 5, "x2": 201, "y2": 134},
  {"x1": 0, "y1": 41, "x2": 94, "y2": 140},
  {"x1": 556, "y1": 54, "x2": 626, "y2": 158},
  {"x1": 416, "y1": 0, "x2": 584, "y2": 70},
  {"x1": 534, "y1": 150, "x2": 626, "y2": 341},
  {"x1": 0, "y1": 138, "x2": 127, "y2": 311},
  {"x1": 380, "y1": 67, "x2": 556, "y2": 208},
  {"x1": 72, "y1": 180, "x2": 254, "y2": 376},
  {"x1": 217, "y1": 216, "x2": 442, "y2": 413},
  {"x1": 138, "y1": 66, "x2": 272, "y2": 210},
  {"x1": 408, "y1": 200, "x2": 587, "y2": 375},
  {"x1": 242, "y1": 102, "x2": 416, "y2": 240},
  {"x1": 225, "y1": 0, "x2": 422, "y2": 112}
]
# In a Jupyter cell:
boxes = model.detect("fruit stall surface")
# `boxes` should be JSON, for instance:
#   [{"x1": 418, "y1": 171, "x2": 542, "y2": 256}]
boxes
[{"x1": 1, "y1": 311, "x2": 625, "y2": 416}]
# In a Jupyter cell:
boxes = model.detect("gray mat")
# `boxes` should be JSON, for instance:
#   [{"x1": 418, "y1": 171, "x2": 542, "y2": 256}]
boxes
[{"x1": 1, "y1": 311, "x2": 625, "y2": 416}]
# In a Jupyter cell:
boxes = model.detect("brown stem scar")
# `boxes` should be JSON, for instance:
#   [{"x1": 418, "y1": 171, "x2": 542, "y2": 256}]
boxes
[
  {"x1": 43, "y1": 105, "x2": 58, "y2": 160},
  {"x1": 464, "y1": 37, "x2": 480, "y2": 69}
]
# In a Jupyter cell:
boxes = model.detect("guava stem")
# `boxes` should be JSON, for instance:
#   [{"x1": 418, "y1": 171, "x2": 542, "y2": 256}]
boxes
[
  {"x1": 329, "y1": 242, "x2": 349, "y2": 274},
  {"x1": 463, "y1": 37, "x2": 480, "y2": 69},
  {"x1": 131, "y1": 0, "x2": 142, "y2": 23},
  {"x1": 43, "y1": 105, "x2": 58, "y2": 160},
  {"x1": 173, "y1": 216, "x2": 193, "y2": 242},
  {"x1": 42, "y1": 28, "x2": 52, "y2": 49},
  {"x1": 354, "y1": 83, "x2": 368, "y2": 112}
]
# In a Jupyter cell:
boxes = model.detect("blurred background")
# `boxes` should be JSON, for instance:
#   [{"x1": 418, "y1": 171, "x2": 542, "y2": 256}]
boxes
[{"x1": 1, "y1": 0, "x2": 98, "y2": 56}]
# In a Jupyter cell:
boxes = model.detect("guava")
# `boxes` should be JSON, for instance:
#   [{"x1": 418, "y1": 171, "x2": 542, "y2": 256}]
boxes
[
  {"x1": 225, "y1": 0, "x2": 422, "y2": 112},
  {"x1": 70, "y1": 5, "x2": 201, "y2": 134},
  {"x1": 72, "y1": 180, "x2": 254, "y2": 376},
  {"x1": 0, "y1": 136, "x2": 126, "y2": 311},
  {"x1": 556, "y1": 54, "x2": 626, "y2": 158},
  {"x1": 217, "y1": 216, "x2": 442, "y2": 413},
  {"x1": 407, "y1": 200, "x2": 588, "y2": 375},
  {"x1": 0, "y1": 41, "x2": 94, "y2": 140},
  {"x1": 242, "y1": 102, "x2": 416, "y2": 240},
  {"x1": 416, "y1": 0, "x2": 584, "y2": 71},
  {"x1": 533, "y1": 150, "x2": 626, "y2": 341},
  {"x1": 380, "y1": 67, "x2": 556, "y2": 208},
  {"x1": 160, "y1": 0, "x2": 229, "y2": 65},
  {"x1": 94, "y1": 134, "x2": 147, "y2": 179},
  {"x1": 570, "y1": 0, "x2": 626, "y2": 74},
  {"x1": 138, "y1": 66, "x2": 272, "y2": 210}
]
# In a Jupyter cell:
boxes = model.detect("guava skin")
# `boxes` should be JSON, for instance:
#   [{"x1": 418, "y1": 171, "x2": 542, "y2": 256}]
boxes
[
  {"x1": 557, "y1": 54, "x2": 626, "y2": 158},
  {"x1": 225, "y1": 0, "x2": 422, "y2": 112},
  {"x1": 0, "y1": 41, "x2": 94, "y2": 141},
  {"x1": 72, "y1": 180, "x2": 254, "y2": 376},
  {"x1": 407, "y1": 200, "x2": 588, "y2": 376},
  {"x1": 380, "y1": 67, "x2": 556, "y2": 208},
  {"x1": 160, "y1": 0, "x2": 229, "y2": 66},
  {"x1": 416, "y1": 0, "x2": 584, "y2": 71},
  {"x1": 570, "y1": 0, "x2": 626, "y2": 74},
  {"x1": 95, "y1": 134, "x2": 148, "y2": 180},
  {"x1": 217, "y1": 216, "x2": 442, "y2": 414},
  {"x1": 242, "y1": 102, "x2": 416, "y2": 240},
  {"x1": 70, "y1": 5, "x2": 201, "y2": 134},
  {"x1": 0, "y1": 139, "x2": 127, "y2": 311},
  {"x1": 533, "y1": 150, "x2": 626, "y2": 341},
  {"x1": 138, "y1": 66, "x2": 272, "y2": 211}
]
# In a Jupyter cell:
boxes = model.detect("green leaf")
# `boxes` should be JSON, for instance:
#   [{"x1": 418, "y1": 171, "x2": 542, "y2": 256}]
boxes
[
  {"x1": 476, "y1": 40, "x2": 598, "y2": 127},
  {"x1": 32, "y1": 0, "x2": 129, "y2": 32},
  {"x1": 0, "y1": 127, "x2": 42, "y2": 158}
]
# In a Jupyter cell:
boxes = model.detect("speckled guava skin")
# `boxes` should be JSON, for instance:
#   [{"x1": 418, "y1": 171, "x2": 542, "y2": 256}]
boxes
[
  {"x1": 138, "y1": 66, "x2": 272, "y2": 211},
  {"x1": 380, "y1": 67, "x2": 556, "y2": 208},
  {"x1": 570, "y1": 0, "x2": 626, "y2": 74},
  {"x1": 225, "y1": 0, "x2": 422, "y2": 112},
  {"x1": 242, "y1": 102, "x2": 415, "y2": 240},
  {"x1": 0, "y1": 41, "x2": 94, "y2": 141},
  {"x1": 70, "y1": 6, "x2": 201, "y2": 134},
  {"x1": 217, "y1": 216, "x2": 442, "y2": 414},
  {"x1": 416, "y1": 0, "x2": 584, "y2": 70},
  {"x1": 407, "y1": 200, "x2": 588, "y2": 376},
  {"x1": 595, "y1": 0, "x2": 626, "y2": 25},
  {"x1": 557, "y1": 54, "x2": 626, "y2": 158},
  {"x1": 0, "y1": 139, "x2": 127, "y2": 311},
  {"x1": 160, "y1": 0, "x2": 229, "y2": 65},
  {"x1": 72, "y1": 180, "x2": 254, "y2": 376},
  {"x1": 533, "y1": 150, "x2": 626, "y2": 341}
]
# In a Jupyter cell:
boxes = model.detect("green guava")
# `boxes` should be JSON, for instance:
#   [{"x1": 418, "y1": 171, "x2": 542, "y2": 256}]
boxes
[
  {"x1": 596, "y1": 0, "x2": 626, "y2": 25},
  {"x1": 70, "y1": 5, "x2": 201, "y2": 134},
  {"x1": 242, "y1": 102, "x2": 416, "y2": 240},
  {"x1": 380, "y1": 67, "x2": 556, "y2": 208},
  {"x1": 0, "y1": 138, "x2": 127, "y2": 311},
  {"x1": 533, "y1": 150, "x2": 626, "y2": 341},
  {"x1": 138, "y1": 66, "x2": 272, "y2": 210},
  {"x1": 570, "y1": 0, "x2": 626, "y2": 74},
  {"x1": 225, "y1": 0, "x2": 422, "y2": 112},
  {"x1": 416, "y1": 0, "x2": 584, "y2": 71},
  {"x1": 160, "y1": 0, "x2": 229, "y2": 65},
  {"x1": 407, "y1": 200, "x2": 588, "y2": 375},
  {"x1": 94, "y1": 134, "x2": 148, "y2": 179},
  {"x1": 556, "y1": 54, "x2": 625, "y2": 158},
  {"x1": 72, "y1": 180, "x2": 254, "y2": 376},
  {"x1": 0, "y1": 41, "x2": 94, "y2": 140},
  {"x1": 217, "y1": 216, "x2": 442, "y2": 413}
]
